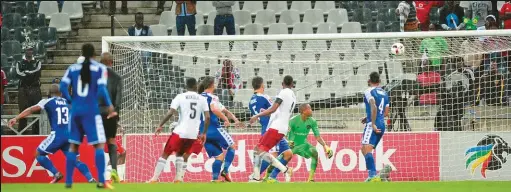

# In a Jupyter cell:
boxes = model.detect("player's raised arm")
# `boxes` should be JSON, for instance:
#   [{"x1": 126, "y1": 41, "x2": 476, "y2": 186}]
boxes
[
  {"x1": 8, "y1": 101, "x2": 43, "y2": 127},
  {"x1": 156, "y1": 96, "x2": 180, "y2": 135},
  {"x1": 222, "y1": 107, "x2": 244, "y2": 128}
]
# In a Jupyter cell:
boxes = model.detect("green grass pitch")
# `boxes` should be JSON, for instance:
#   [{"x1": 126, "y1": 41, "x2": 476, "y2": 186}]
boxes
[{"x1": 2, "y1": 182, "x2": 510, "y2": 192}]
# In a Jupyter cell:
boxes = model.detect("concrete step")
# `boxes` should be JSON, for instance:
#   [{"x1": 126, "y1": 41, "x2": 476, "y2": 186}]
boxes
[
  {"x1": 42, "y1": 64, "x2": 71, "y2": 70},
  {"x1": 62, "y1": 42, "x2": 103, "y2": 50},
  {"x1": 80, "y1": 21, "x2": 158, "y2": 29},
  {"x1": 66, "y1": 36, "x2": 103, "y2": 43},
  {"x1": 86, "y1": 7, "x2": 164, "y2": 15},
  {"x1": 78, "y1": 28, "x2": 129, "y2": 36},
  {"x1": 91, "y1": 14, "x2": 161, "y2": 22},
  {"x1": 49, "y1": 49, "x2": 101, "y2": 57},
  {"x1": 54, "y1": 56, "x2": 82, "y2": 64},
  {"x1": 42, "y1": 70, "x2": 66, "y2": 77}
]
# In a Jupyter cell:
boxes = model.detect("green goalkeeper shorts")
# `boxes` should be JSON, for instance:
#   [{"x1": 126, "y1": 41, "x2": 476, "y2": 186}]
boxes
[{"x1": 292, "y1": 142, "x2": 317, "y2": 159}]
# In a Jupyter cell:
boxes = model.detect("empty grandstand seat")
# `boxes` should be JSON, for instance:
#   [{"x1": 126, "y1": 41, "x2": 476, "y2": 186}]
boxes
[
  {"x1": 1, "y1": 54, "x2": 8, "y2": 68},
  {"x1": 279, "y1": 9, "x2": 300, "y2": 26},
  {"x1": 1, "y1": 27, "x2": 11, "y2": 41},
  {"x1": 290, "y1": 1, "x2": 312, "y2": 14},
  {"x1": 13, "y1": 27, "x2": 32, "y2": 45},
  {"x1": 429, "y1": 7, "x2": 440, "y2": 25},
  {"x1": 352, "y1": 8, "x2": 373, "y2": 24},
  {"x1": 61, "y1": 1, "x2": 84, "y2": 20},
  {"x1": 26, "y1": 13, "x2": 46, "y2": 31},
  {"x1": 242, "y1": 1, "x2": 264, "y2": 15},
  {"x1": 233, "y1": 1, "x2": 240, "y2": 11},
  {"x1": 389, "y1": 21, "x2": 400, "y2": 32},
  {"x1": 381, "y1": 8, "x2": 399, "y2": 25},
  {"x1": 341, "y1": 22, "x2": 362, "y2": 33},
  {"x1": 34, "y1": 41, "x2": 47, "y2": 60},
  {"x1": 15, "y1": 1, "x2": 37, "y2": 17},
  {"x1": 2, "y1": 2, "x2": 13, "y2": 14},
  {"x1": 196, "y1": 1, "x2": 215, "y2": 16},
  {"x1": 327, "y1": 9, "x2": 349, "y2": 27},
  {"x1": 38, "y1": 27, "x2": 58, "y2": 47},
  {"x1": 317, "y1": 22, "x2": 337, "y2": 33},
  {"x1": 364, "y1": 1, "x2": 383, "y2": 10},
  {"x1": 268, "y1": 23, "x2": 288, "y2": 34},
  {"x1": 38, "y1": 1, "x2": 59, "y2": 19},
  {"x1": 233, "y1": 10, "x2": 252, "y2": 28},
  {"x1": 366, "y1": 21, "x2": 386, "y2": 32},
  {"x1": 385, "y1": 1, "x2": 400, "y2": 9},
  {"x1": 49, "y1": 13, "x2": 72, "y2": 33},
  {"x1": 150, "y1": 24, "x2": 168, "y2": 36},
  {"x1": 196, "y1": 24, "x2": 214, "y2": 35},
  {"x1": 2, "y1": 41, "x2": 23, "y2": 58},
  {"x1": 206, "y1": 11, "x2": 217, "y2": 25},
  {"x1": 266, "y1": 1, "x2": 288, "y2": 15},
  {"x1": 342, "y1": 1, "x2": 360, "y2": 13},
  {"x1": 292, "y1": 22, "x2": 313, "y2": 34},
  {"x1": 254, "y1": 9, "x2": 276, "y2": 27},
  {"x1": 243, "y1": 23, "x2": 264, "y2": 35},
  {"x1": 303, "y1": 9, "x2": 324, "y2": 27},
  {"x1": 3, "y1": 13, "x2": 22, "y2": 31},
  {"x1": 314, "y1": 1, "x2": 336, "y2": 14},
  {"x1": 459, "y1": 1, "x2": 470, "y2": 9},
  {"x1": 159, "y1": 11, "x2": 176, "y2": 29},
  {"x1": 195, "y1": 12, "x2": 205, "y2": 25}
]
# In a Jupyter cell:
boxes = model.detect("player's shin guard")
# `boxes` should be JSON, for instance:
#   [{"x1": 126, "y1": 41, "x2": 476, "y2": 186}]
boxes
[
  {"x1": 223, "y1": 147, "x2": 235, "y2": 173},
  {"x1": 65, "y1": 152, "x2": 77, "y2": 186},
  {"x1": 151, "y1": 157, "x2": 167, "y2": 181},
  {"x1": 95, "y1": 148, "x2": 106, "y2": 183},
  {"x1": 107, "y1": 144, "x2": 118, "y2": 171},
  {"x1": 309, "y1": 156, "x2": 318, "y2": 181},
  {"x1": 261, "y1": 152, "x2": 288, "y2": 173},
  {"x1": 269, "y1": 158, "x2": 288, "y2": 179},
  {"x1": 212, "y1": 159, "x2": 222, "y2": 181},
  {"x1": 175, "y1": 156, "x2": 186, "y2": 182},
  {"x1": 36, "y1": 155, "x2": 58, "y2": 175},
  {"x1": 365, "y1": 153, "x2": 376, "y2": 177},
  {"x1": 75, "y1": 160, "x2": 93, "y2": 181}
]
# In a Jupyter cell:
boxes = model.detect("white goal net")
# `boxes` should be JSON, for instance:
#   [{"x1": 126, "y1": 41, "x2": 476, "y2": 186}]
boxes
[{"x1": 103, "y1": 30, "x2": 511, "y2": 183}]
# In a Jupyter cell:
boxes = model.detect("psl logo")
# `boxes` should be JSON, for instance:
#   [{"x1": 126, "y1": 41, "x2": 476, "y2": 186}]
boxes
[{"x1": 465, "y1": 135, "x2": 511, "y2": 178}]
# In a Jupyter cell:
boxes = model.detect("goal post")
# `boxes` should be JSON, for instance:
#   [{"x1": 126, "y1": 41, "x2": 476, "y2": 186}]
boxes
[{"x1": 102, "y1": 30, "x2": 511, "y2": 182}]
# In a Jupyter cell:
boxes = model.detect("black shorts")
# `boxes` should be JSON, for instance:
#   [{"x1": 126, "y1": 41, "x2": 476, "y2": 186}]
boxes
[{"x1": 102, "y1": 115, "x2": 118, "y2": 139}]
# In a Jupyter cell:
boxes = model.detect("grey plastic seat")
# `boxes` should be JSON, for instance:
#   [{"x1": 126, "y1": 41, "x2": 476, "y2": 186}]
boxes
[
  {"x1": 243, "y1": 23, "x2": 264, "y2": 35},
  {"x1": 159, "y1": 11, "x2": 176, "y2": 29},
  {"x1": 39, "y1": 27, "x2": 58, "y2": 47},
  {"x1": 317, "y1": 22, "x2": 337, "y2": 33},
  {"x1": 314, "y1": 1, "x2": 336, "y2": 14},
  {"x1": 171, "y1": 25, "x2": 190, "y2": 36},
  {"x1": 3, "y1": 13, "x2": 22, "y2": 30},
  {"x1": 196, "y1": 1, "x2": 215, "y2": 16},
  {"x1": 26, "y1": 13, "x2": 46, "y2": 31},
  {"x1": 61, "y1": 1, "x2": 84, "y2": 20},
  {"x1": 38, "y1": 1, "x2": 59, "y2": 19},
  {"x1": 268, "y1": 23, "x2": 288, "y2": 34},
  {"x1": 2, "y1": 2, "x2": 13, "y2": 14},
  {"x1": 150, "y1": 24, "x2": 169, "y2": 36},
  {"x1": 366, "y1": 21, "x2": 386, "y2": 32},
  {"x1": 13, "y1": 27, "x2": 32, "y2": 45},
  {"x1": 352, "y1": 8, "x2": 373, "y2": 24},
  {"x1": 206, "y1": 11, "x2": 217, "y2": 25},
  {"x1": 327, "y1": 9, "x2": 348, "y2": 27},
  {"x1": 293, "y1": 22, "x2": 313, "y2": 34},
  {"x1": 242, "y1": 1, "x2": 264, "y2": 15},
  {"x1": 195, "y1": 12, "x2": 205, "y2": 25},
  {"x1": 233, "y1": 1, "x2": 240, "y2": 11},
  {"x1": 233, "y1": 10, "x2": 252, "y2": 28},
  {"x1": 1, "y1": 27, "x2": 11, "y2": 42},
  {"x1": 34, "y1": 41, "x2": 47, "y2": 60},
  {"x1": 223, "y1": 24, "x2": 240, "y2": 35},
  {"x1": 197, "y1": 24, "x2": 214, "y2": 35},
  {"x1": 303, "y1": 9, "x2": 324, "y2": 27},
  {"x1": 459, "y1": 1, "x2": 470, "y2": 9},
  {"x1": 266, "y1": 1, "x2": 288, "y2": 15},
  {"x1": 1, "y1": 41, "x2": 23, "y2": 58},
  {"x1": 49, "y1": 13, "x2": 72, "y2": 33},
  {"x1": 290, "y1": 1, "x2": 312, "y2": 14},
  {"x1": 389, "y1": 21, "x2": 400, "y2": 32},
  {"x1": 279, "y1": 9, "x2": 300, "y2": 26},
  {"x1": 254, "y1": 9, "x2": 276, "y2": 27},
  {"x1": 364, "y1": 1, "x2": 383, "y2": 10},
  {"x1": 15, "y1": 1, "x2": 37, "y2": 17},
  {"x1": 341, "y1": 22, "x2": 362, "y2": 33}
]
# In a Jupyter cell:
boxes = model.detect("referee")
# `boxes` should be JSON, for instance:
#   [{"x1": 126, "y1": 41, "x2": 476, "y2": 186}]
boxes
[{"x1": 99, "y1": 52, "x2": 123, "y2": 182}]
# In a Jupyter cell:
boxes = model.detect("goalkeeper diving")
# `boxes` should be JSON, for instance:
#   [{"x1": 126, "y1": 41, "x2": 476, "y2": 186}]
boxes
[{"x1": 266, "y1": 103, "x2": 333, "y2": 182}]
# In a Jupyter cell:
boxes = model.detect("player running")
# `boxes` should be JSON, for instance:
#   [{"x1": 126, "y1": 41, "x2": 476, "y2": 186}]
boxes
[
  {"x1": 198, "y1": 76, "x2": 244, "y2": 182},
  {"x1": 361, "y1": 72, "x2": 392, "y2": 182},
  {"x1": 249, "y1": 75, "x2": 296, "y2": 182},
  {"x1": 8, "y1": 84, "x2": 96, "y2": 184},
  {"x1": 59, "y1": 44, "x2": 118, "y2": 189},
  {"x1": 248, "y1": 77, "x2": 293, "y2": 182},
  {"x1": 147, "y1": 78, "x2": 210, "y2": 183}
]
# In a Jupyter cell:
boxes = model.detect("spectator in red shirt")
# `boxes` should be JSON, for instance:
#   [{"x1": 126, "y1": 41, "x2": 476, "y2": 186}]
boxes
[
  {"x1": 500, "y1": 1, "x2": 511, "y2": 29},
  {"x1": 414, "y1": 1, "x2": 443, "y2": 31}
]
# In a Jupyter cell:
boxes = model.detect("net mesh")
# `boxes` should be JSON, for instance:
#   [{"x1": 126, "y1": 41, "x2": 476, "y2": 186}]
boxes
[{"x1": 107, "y1": 32, "x2": 511, "y2": 182}]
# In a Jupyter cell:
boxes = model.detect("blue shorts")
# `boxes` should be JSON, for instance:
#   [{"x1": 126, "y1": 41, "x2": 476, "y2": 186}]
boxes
[
  {"x1": 361, "y1": 122, "x2": 386, "y2": 147},
  {"x1": 37, "y1": 132, "x2": 69, "y2": 155},
  {"x1": 68, "y1": 113, "x2": 106, "y2": 145},
  {"x1": 269, "y1": 138, "x2": 291, "y2": 155},
  {"x1": 204, "y1": 127, "x2": 234, "y2": 158}
]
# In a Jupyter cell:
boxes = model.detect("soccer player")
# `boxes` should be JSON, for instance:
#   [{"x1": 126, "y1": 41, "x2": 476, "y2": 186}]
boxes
[
  {"x1": 248, "y1": 77, "x2": 293, "y2": 182},
  {"x1": 8, "y1": 84, "x2": 96, "y2": 184},
  {"x1": 198, "y1": 76, "x2": 244, "y2": 182},
  {"x1": 147, "y1": 78, "x2": 210, "y2": 183},
  {"x1": 361, "y1": 72, "x2": 391, "y2": 182},
  {"x1": 60, "y1": 43, "x2": 118, "y2": 189},
  {"x1": 249, "y1": 75, "x2": 296, "y2": 182}
]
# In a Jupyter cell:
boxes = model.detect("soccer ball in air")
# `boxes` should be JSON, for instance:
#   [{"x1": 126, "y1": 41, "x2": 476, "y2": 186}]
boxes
[{"x1": 391, "y1": 43, "x2": 405, "y2": 55}]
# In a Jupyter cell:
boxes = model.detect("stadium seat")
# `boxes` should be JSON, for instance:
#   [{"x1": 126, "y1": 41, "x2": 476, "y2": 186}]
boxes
[
  {"x1": 208, "y1": 41, "x2": 230, "y2": 52},
  {"x1": 292, "y1": 22, "x2": 313, "y2": 34},
  {"x1": 196, "y1": 1, "x2": 215, "y2": 16},
  {"x1": 38, "y1": 27, "x2": 58, "y2": 47},
  {"x1": 303, "y1": 9, "x2": 325, "y2": 27},
  {"x1": 429, "y1": 7, "x2": 440, "y2": 25},
  {"x1": 2, "y1": 2, "x2": 13, "y2": 14},
  {"x1": 34, "y1": 41, "x2": 47, "y2": 60},
  {"x1": 61, "y1": 1, "x2": 84, "y2": 20},
  {"x1": 206, "y1": 11, "x2": 217, "y2": 25},
  {"x1": 242, "y1": 1, "x2": 264, "y2": 15},
  {"x1": 290, "y1": 1, "x2": 312, "y2": 14},
  {"x1": 364, "y1": 1, "x2": 383, "y2": 10},
  {"x1": 385, "y1": 1, "x2": 400, "y2": 9},
  {"x1": 222, "y1": 24, "x2": 240, "y2": 35},
  {"x1": 49, "y1": 13, "x2": 72, "y2": 33},
  {"x1": 1, "y1": 27, "x2": 11, "y2": 41},
  {"x1": 232, "y1": 1, "x2": 240, "y2": 11},
  {"x1": 233, "y1": 10, "x2": 252, "y2": 28},
  {"x1": 195, "y1": 12, "x2": 205, "y2": 25},
  {"x1": 1, "y1": 41, "x2": 23, "y2": 58},
  {"x1": 341, "y1": 1, "x2": 360, "y2": 13},
  {"x1": 234, "y1": 89, "x2": 253, "y2": 107},
  {"x1": 13, "y1": 27, "x2": 32, "y2": 45},
  {"x1": 15, "y1": 1, "x2": 37, "y2": 17},
  {"x1": 266, "y1": 1, "x2": 288, "y2": 15},
  {"x1": 38, "y1": 1, "x2": 59, "y2": 19},
  {"x1": 341, "y1": 22, "x2": 362, "y2": 33},
  {"x1": 389, "y1": 21, "x2": 400, "y2": 32},
  {"x1": 3, "y1": 13, "x2": 22, "y2": 31},
  {"x1": 366, "y1": 21, "x2": 386, "y2": 32},
  {"x1": 314, "y1": 1, "x2": 336, "y2": 14},
  {"x1": 352, "y1": 8, "x2": 372, "y2": 24},
  {"x1": 150, "y1": 24, "x2": 168, "y2": 36},
  {"x1": 316, "y1": 22, "x2": 337, "y2": 34},
  {"x1": 159, "y1": 11, "x2": 176, "y2": 30},
  {"x1": 196, "y1": 24, "x2": 214, "y2": 35},
  {"x1": 381, "y1": 8, "x2": 399, "y2": 25},
  {"x1": 268, "y1": 23, "x2": 288, "y2": 34},
  {"x1": 459, "y1": 1, "x2": 470, "y2": 9},
  {"x1": 26, "y1": 13, "x2": 46, "y2": 31},
  {"x1": 243, "y1": 23, "x2": 264, "y2": 35},
  {"x1": 279, "y1": 9, "x2": 300, "y2": 27},
  {"x1": 254, "y1": 10, "x2": 276, "y2": 27},
  {"x1": 1, "y1": 54, "x2": 8, "y2": 68},
  {"x1": 330, "y1": 39, "x2": 353, "y2": 51},
  {"x1": 327, "y1": 9, "x2": 349, "y2": 27}
]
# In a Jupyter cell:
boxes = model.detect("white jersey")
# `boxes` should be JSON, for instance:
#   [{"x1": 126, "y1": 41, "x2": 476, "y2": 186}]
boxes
[
  {"x1": 170, "y1": 91, "x2": 209, "y2": 139},
  {"x1": 267, "y1": 88, "x2": 296, "y2": 134}
]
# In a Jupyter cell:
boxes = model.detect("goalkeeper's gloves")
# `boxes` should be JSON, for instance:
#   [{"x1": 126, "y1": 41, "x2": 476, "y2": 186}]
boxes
[{"x1": 324, "y1": 146, "x2": 333, "y2": 159}]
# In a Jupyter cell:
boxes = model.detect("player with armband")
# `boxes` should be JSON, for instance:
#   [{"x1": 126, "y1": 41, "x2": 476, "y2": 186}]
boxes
[
  {"x1": 248, "y1": 75, "x2": 296, "y2": 182},
  {"x1": 146, "y1": 78, "x2": 210, "y2": 183},
  {"x1": 248, "y1": 77, "x2": 293, "y2": 182},
  {"x1": 361, "y1": 72, "x2": 392, "y2": 182},
  {"x1": 8, "y1": 84, "x2": 96, "y2": 184},
  {"x1": 59, "y1": 44, "x2": 118, "y2": 189}
]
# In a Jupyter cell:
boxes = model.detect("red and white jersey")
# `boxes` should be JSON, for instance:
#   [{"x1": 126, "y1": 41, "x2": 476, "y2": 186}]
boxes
[
  {"x1": 170, "y1": 91, "x2": 209, "y2": 139},
  {"x1": 268, "y1": 88, "x2": 296, "y2": 134}
]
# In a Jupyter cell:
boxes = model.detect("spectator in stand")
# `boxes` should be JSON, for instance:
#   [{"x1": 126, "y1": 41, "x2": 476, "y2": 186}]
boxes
[
  {"x1": 499, "y1": 1, "x2": 511, "y2": 29},
  {"x1": 419, "y1": 23, "x2": 449, "y2": 71},
  {"x1": 175, "y1": 1, "x2": 197, "y2": 36},
  {"x1": 439, "y1": 1, "x2": 465, "y2": 30},
  {"x1": 414, "y1": 1, "x2": 444, "y2": 31},
  {"x1": 128, "y1": 12, "x2": 153, "y2": 36},
  {"x1": 1, "y1": 69, "x2": 7, "y2": 115},
  {"x1": 396, "y1": 1, "x2": 419, "y2": 32},
  {"x1": 482, "y1": 53, "x2": 507, "y2": 105},
  {"x1": 215, "y1": 59, "x2": 240, "y2": 103},
  {"x1": 16, "y1": 46, "x2": 42, "y2": 135},
  {"x1": 467, "y1": 1, "x2": 493, "y2": 28},
  {"x1": 477, "y1": 15, "x2": 499, "y2": 30},
  {"x1": 212, "y1": 1, "x2": 236, "y2": 35}
]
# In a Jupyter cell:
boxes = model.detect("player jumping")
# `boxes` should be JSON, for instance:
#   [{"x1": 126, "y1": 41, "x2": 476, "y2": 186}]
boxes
[
  {"x1": 248, "y1": 77, "x2": 293, "y2": 182},
  {"x1": 147, "y1": 78, "x2": 210, "y2": 183},
  {"x1": 249, "y1": 75, "x2": 296, "y2": 182},
  {"x1": 361, "y1": 72, "x2": 392, "y2": 182},
  {"x1": 60, "y1": 44, "x2": 118, "y2": 189},
  {"x1": 268, "y1": 103, "x2": 333, "y2": 182},
  {"x1": 8, "y1": 84, "x2": 96, "y2": 184}
]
